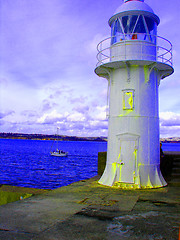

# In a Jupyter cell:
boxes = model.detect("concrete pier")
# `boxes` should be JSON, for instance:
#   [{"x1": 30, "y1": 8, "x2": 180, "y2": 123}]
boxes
[{"x1": 0, "y1": 174, "x2": 179, "y2": 239}]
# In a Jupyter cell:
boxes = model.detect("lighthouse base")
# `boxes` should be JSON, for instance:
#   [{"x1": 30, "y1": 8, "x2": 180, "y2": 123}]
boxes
[{"x1": 98, "y1": 163, "x2": 167, "y2": 189}]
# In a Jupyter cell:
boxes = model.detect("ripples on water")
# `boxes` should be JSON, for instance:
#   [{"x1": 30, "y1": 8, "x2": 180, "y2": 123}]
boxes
[
  {"x1": 0, "y1": 139, "x2": 179, "y2": 189},
  {"x1": 0, "y1": 139, "x2": 107, "y2": 189}
]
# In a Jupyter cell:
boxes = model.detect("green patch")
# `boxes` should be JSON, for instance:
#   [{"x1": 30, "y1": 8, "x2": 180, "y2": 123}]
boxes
[
  {"x1": 77, "y1": 197, "x2": 118, "y2": 206},
  {"x1": 0, "y1": 191, "x2": 32, "y2": 205}
]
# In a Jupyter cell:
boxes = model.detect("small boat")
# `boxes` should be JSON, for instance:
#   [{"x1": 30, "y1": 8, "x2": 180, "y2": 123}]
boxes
[
  {"x1": 50, "y1": 128, "x2": 68, "y2": 157},
  {"x1": 50, "y1": 149, "x2": 68, "y2": 157}
]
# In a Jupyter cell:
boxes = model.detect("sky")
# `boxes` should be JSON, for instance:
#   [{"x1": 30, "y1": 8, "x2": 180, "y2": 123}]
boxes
[{"x1": 0, "y1": 0, "x2": 180, "y2": 138}]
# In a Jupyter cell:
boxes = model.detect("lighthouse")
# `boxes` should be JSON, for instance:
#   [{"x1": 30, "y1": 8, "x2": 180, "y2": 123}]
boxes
[{"x1": 95, "y1": 0, "x2": 174, "y2": 188}]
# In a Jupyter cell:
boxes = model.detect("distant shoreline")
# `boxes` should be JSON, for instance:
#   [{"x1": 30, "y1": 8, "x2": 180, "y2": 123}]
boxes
[
  {"x1": 0, "y1": 132, "x2": 107, "y2": 142},
  {"x1": 160, "y1": 138, "x2": 180, "y2": 143},
  {"x1": 0, "y1": 132, "x2": 180, "y2": 143}
]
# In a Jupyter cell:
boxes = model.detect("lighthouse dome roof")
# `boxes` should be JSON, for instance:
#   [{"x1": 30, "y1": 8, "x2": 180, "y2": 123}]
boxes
[
  {"x1": 115, "y1": 1, "x2": 154, "y2": 15},
  {"x1": 109, "y1": 0, "x2": 160, "y2": 26}
]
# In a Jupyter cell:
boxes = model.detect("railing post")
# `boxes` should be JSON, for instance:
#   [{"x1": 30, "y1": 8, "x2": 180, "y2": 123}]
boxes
[
  {"x1": 156, "y1": 45, "x2": 158, "y2": 62},
  {"x1": 125, "y1": 40, "x2": 126, "y2": 60},
  {"x1": 100, "y1": 43, "x2": 102, "y2": 63}
]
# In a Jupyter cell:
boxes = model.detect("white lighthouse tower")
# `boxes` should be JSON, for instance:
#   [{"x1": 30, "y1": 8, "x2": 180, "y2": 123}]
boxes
[{"x1": 95, "y1": 0, "x2": 174, "y2": 189}]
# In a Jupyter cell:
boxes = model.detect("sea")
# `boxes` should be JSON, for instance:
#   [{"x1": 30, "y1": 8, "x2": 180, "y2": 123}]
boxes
[
  {"x1": 0, "y1": 139, "x2": 107, "y2": 189},
  {"x1": 0, "y1": 139, "x2": 179, "y2": 189}
]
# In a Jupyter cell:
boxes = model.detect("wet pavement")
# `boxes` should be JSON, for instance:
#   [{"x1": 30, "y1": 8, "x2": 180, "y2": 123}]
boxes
[{"x1": 0, "y1": 176, "x2": 179, "y2": 240}]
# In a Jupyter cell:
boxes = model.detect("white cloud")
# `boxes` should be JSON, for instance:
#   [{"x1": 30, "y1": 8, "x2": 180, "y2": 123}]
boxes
[
  {"x1": 160, "y1": 112, "x2": 180, "y2": 126},
  {"x1": 160, "y1": 112, "x2": 180, "y2": 137},
  {"x1": 37, "y1": 110, "x2": 68, "y2": 124},
  {"x1": 67, "y1": 112, "x2": 86, "y2": 122},
  {"x1": 160, "y1": 126, "x2": 180, "y2": 138},
  {"x1": 0, "y1": 111, "x2": 15, "y2": 120},
  {"x1": 95, "y1": 106, "x2": 108, "y2": 121}
]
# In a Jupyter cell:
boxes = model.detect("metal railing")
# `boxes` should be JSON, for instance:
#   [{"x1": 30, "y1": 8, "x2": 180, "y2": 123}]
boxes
[{"x1": 96, "y1": 34, "x2": 173, "y2": 67}]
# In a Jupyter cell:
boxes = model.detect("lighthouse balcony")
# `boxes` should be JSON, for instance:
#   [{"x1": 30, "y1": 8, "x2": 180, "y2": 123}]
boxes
[{"x1": 96, "y1": 34, "x2": 173, "y2": 68}]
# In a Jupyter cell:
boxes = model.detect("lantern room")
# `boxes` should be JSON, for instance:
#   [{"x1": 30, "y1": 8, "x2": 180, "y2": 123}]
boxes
[
  {"x1": 109, "y1": 0, "x2": 160, "y2": 44},
  {"x1": 95, "y1": 0, "x2": 173, "y2": 79}
]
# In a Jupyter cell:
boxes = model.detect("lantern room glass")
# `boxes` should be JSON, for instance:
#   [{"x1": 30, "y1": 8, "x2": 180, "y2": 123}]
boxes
[{"x1": 111, "y1": 15, "x2": 157, "y2": 44}]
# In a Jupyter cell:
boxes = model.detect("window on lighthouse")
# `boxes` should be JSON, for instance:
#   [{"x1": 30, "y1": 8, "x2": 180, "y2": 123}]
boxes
[
  {"x1": 145, "y1": 16, "x2": 157, "y2": 43},
  {"x1": 111, "y1": 19, "x2": 124, "y2": 44},
  {"x1": 122, "y1": 90, "x2": 134, "y2": 110},
  {"x1": 122, "y1": 15, "x2": 138, "y2": 35},
  {"x1": 133, "y1": 15, "x2": 147, "y2": 41},
  {"x1": 111, "y1": 15, "x2": 157, "y2": 44}
]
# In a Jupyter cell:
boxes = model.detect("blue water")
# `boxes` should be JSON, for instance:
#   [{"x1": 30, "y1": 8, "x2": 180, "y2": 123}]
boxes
[
  {"x1": 161, "y1": 142, "x2": 180, "y2": 152},
  {"x1": 0, "y1": 139, "x2": 107, "y2": 189},
  {"x1": 0, "y1": 139, "x2": 179, "y2": 189}
]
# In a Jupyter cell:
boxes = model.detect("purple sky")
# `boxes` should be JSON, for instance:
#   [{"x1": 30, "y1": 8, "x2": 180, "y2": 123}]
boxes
[{"x1": 0, "y1": 0, "x2": 180, "y2": 137}]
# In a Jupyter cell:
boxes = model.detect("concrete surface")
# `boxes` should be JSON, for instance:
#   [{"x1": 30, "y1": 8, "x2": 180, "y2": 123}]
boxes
[{"x1": 0, "y1": 176, "x2": 179, "y2": 240}]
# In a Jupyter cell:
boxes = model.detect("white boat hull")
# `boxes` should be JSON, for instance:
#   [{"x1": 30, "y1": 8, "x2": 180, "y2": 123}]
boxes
[{"x1": 50, "y1": 151, "x2": 68, "y2": 157}]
